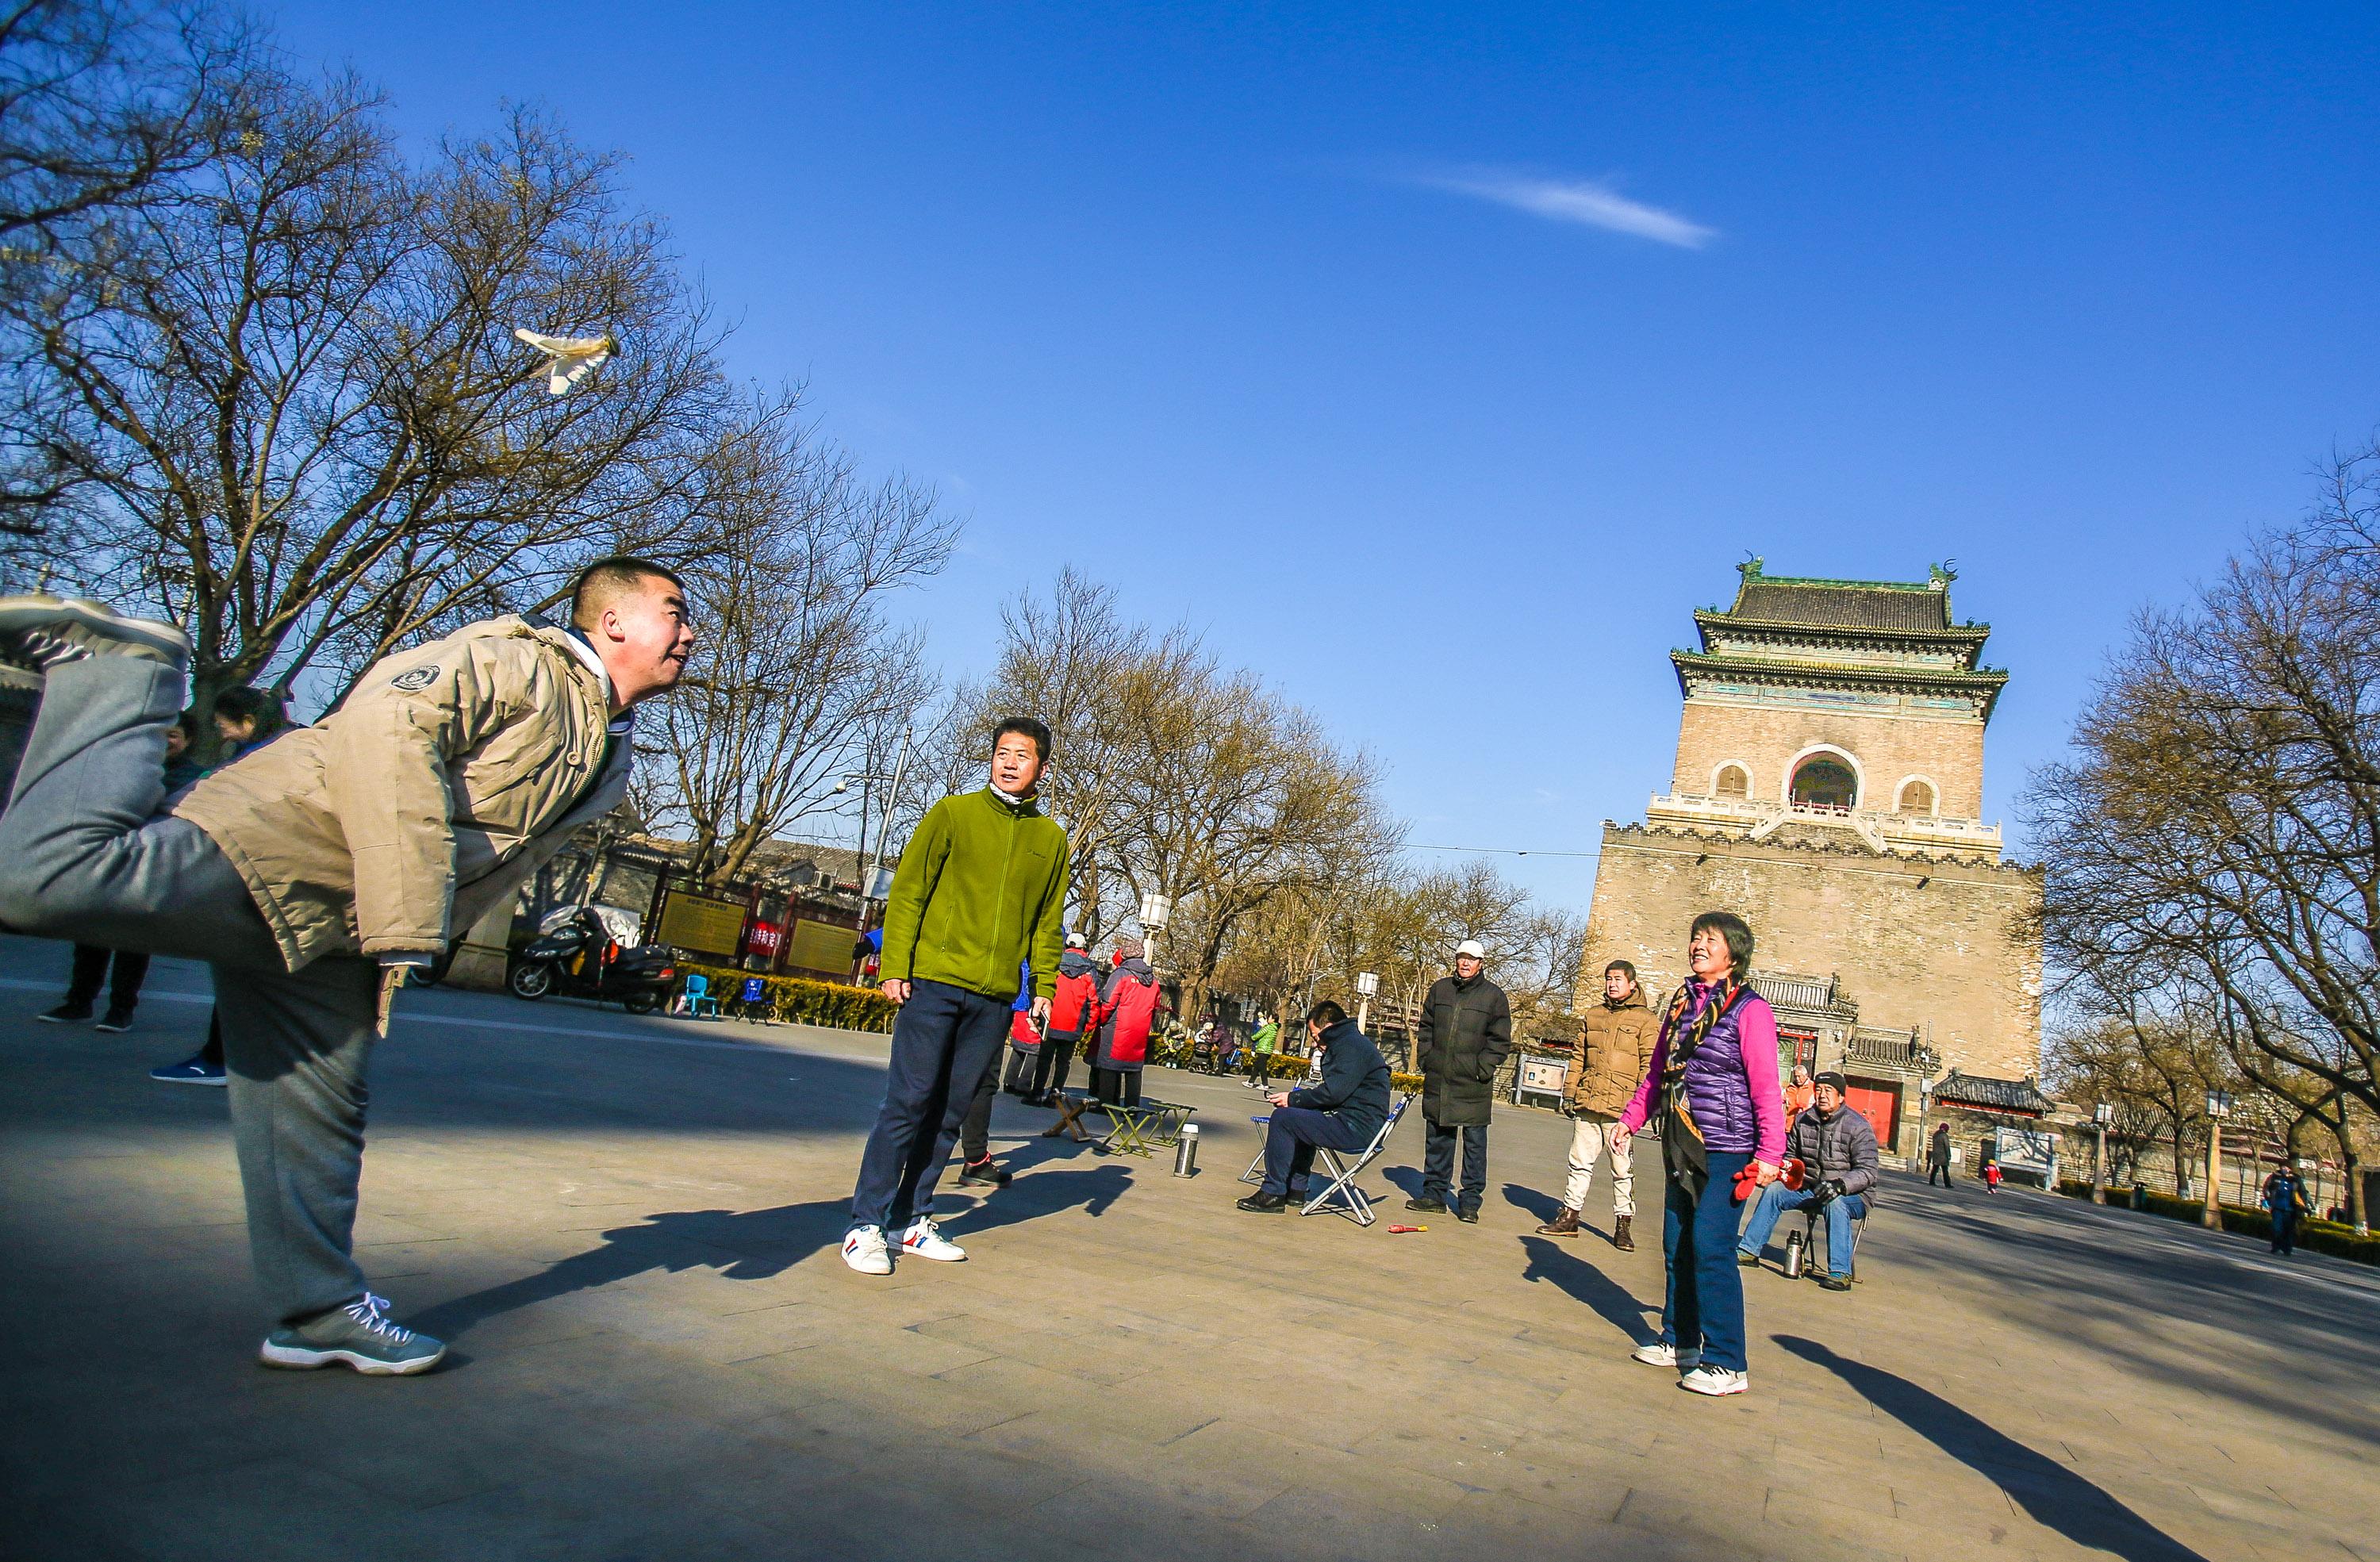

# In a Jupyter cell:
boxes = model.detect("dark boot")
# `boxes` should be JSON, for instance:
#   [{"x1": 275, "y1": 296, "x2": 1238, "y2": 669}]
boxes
[
  {"x1": 1537, "y1": 1206, "x2": 1581, "y2": 1238},
  {"x1": 1612, "y1": 1215, "x2": 1635, "y2": 1252}
]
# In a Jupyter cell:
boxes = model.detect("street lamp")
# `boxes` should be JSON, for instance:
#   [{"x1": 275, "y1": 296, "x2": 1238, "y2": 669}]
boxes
[
  {"x1": 1354, "y1": 969, "x2": 1379, "y2": 1038},
  {"x1": 833, "y1": 728, "x2": 912, "y2": 906},
  {"x1": 2091, "y1": 1102, "x2": 2113, "y2": 1205},
  {"x1": 2203, "y1": 1090, "x2": 2233, "y2": 1230},
  {"x1": 1138, "y1": 891, "x2": 1173, "y2": 968}
]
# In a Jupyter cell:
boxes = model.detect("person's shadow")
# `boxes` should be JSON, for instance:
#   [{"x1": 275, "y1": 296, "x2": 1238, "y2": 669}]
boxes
[
  {"x1": 1518, "y1": 1234, "x2": 1660, "y2": 1348},
  {"x1": 1772, "y1": 1336, "x2": 2211, "y2": 1562},
  {"x1": 414, "y1": 1165, "x2": 1142, "y2": 1342}
]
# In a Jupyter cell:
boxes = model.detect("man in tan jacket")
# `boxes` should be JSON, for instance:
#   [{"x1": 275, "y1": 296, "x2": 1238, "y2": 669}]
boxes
[
  {"x1": 0, "y1": 559, "x2": 693, "y2": 1373},
  {"x1": 1539, "y1": 959, "x2": 1657, "y2": 1249}
]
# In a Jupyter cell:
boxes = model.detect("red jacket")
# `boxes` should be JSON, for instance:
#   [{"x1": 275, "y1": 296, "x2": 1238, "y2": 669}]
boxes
[
  {"x1": 1049, "y1": 950, "x2": 1101, "y2": 1038},
  {"x1": 1008, "y1": 1009, "x2": 1041, "y2": 1051},
  {"x1": 1092, "y1": 956, "x2": 1159, "y2": 1070}
]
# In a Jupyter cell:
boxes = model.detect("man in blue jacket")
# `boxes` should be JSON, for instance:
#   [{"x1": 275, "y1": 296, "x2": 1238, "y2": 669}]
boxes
[{"x1": 1238, "y1": 1000, "x2": 1392, "y2": 1212}]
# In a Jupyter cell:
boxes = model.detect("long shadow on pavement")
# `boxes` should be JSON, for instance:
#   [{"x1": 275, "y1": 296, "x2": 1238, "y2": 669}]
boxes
[
  {"x1": 413, "y1": 1165, "x2": 1142, "y2": 1342},
  {"x1": 1518, "y1": 1234, "x2": 1659, "y2": 1348},
  {"x1": 1774, "y1": 1334, "x2": 2210, "y2": 1562}
]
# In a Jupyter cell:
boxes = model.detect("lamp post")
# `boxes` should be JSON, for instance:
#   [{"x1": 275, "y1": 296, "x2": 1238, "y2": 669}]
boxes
[
  {"x1": 835, "y1": 730, "x2": 913, "y2": 910},
  {"x1": 2091, "y1": 1102, "x2": 2113, "y2": 1205},
  {"x1": 1138, "y1": 890, "x2": 1173, "y2": 969},
  {"x1": 1354, "y1": 970, "x2": 1379, "y2": 1038},
  {"x1": 2204, "y1": 1090, "x2": 2233, "y2": 1230}
]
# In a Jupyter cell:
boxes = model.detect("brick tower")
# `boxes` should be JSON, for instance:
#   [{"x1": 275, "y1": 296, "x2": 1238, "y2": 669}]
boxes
[{"x1": 1581, "y1": 559, "x2": 2044, "y2": 1161}]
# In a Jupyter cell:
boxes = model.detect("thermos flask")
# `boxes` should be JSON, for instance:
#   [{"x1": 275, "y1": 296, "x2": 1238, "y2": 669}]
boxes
[
  {"x1": 1173, "y1": 1122, "x2": 1200, "y2": 1177},
  {"x1": 1782, "y1": 1228, "x2": 1806, "y2": 1280}
]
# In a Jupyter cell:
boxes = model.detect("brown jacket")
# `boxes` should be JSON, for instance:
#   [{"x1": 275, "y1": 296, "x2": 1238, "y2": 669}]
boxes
[
  {"x1": 175, "y1": 616, "x2": 628, "y2": 970},
  {"x1": 1564, "y1": 992, "x2": 1658, "y2": 1119}
]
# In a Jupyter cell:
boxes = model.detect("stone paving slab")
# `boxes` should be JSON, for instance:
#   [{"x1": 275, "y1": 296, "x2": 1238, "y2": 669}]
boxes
[{"x1": 2, "y1": 937, "x2": 2378, "y2": 1560}]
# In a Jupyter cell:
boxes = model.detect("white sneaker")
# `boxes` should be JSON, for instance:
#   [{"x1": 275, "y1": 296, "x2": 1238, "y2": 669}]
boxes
[
  {"x1": 1630, "y1": 1341, "x2": 1701, "y2": 1369},
  {"x1": 896, "y1": 1216, "x2": 967, "y2": 1262},
  {"x1": 1679, "y1": 1364, "x2": 1748, "y2": 1396},
  {"x1": 841, "y1": 1225, "x2": 892, "y2": 1276}
]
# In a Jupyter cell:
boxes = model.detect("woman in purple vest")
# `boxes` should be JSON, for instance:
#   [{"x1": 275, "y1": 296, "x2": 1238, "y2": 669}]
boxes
[{"x1": 1612, "y1": 911, "x2": 1786, "y2": 1397}]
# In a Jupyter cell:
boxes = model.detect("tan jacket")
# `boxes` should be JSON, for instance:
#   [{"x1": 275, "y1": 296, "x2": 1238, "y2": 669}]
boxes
[
  {"x1": 1564, "y1": 993, "x2": 1658, "y2": 1119},
  {"x1": 175, "y1": 616, "x2": 628, "y2": 970}
]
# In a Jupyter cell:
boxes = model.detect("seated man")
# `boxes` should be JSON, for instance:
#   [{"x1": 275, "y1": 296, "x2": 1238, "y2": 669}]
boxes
[
  {"x1": 1736, "y1": 1070, "x2": 1879, "y2": 1290},
  {"x1": 1237, "y1": 1000, "x2": 1391, "y2": 1213}
]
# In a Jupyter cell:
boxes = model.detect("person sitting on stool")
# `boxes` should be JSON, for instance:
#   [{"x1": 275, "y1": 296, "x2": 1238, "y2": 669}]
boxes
[
  {"x1": 1237, "y1": 1000, "x2": 1390, "y2": 1213},
  {"x1": 1735, "y1": 1070, "x2": 1878, "y2": 1291}
]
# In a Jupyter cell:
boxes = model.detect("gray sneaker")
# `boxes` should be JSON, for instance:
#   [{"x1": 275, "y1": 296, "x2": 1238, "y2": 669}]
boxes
[
  {"x1": 0, "y1": 594, "x2": 189, "y2": 672},
  {"x1": 259, "y1": 1292, "x2": 446, "y2": 1376}
]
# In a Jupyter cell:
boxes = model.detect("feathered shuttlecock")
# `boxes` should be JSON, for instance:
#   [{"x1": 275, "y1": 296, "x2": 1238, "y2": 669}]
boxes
[{"x1": 512, "y1": 327, "x2": 616, "y2": 395}]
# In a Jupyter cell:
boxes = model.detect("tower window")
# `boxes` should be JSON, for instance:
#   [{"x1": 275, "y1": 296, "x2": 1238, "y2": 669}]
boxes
[
  {"x1": 1899, "y1": 779, "x2": 1936, "y2": 816},
  {"x1": 1715, "y1": 765, "x2": 1750, "y2": 799},
  {"x1": 1791, "y1": 755, "x2": 1858, "y2": 810}
]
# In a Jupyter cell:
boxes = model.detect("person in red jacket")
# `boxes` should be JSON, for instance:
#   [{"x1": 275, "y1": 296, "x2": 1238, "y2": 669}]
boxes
[
  {"x1": 1088, "y1": 935, "x2": 1158, "y2": 1107},
  {"x1": 1031, "y1": 932, "x2": 1101, "y2": 1105}
]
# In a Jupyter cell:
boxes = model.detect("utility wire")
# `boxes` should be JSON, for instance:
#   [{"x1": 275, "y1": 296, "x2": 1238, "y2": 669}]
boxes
[{"x1": 1405, "y1": 844, "x2": 1599, "y2": 858}]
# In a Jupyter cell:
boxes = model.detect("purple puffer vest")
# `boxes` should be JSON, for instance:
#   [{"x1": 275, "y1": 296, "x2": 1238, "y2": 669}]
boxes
[{"x1": 1668, "y1": 982, "x2": 1768, "y2": 1155}]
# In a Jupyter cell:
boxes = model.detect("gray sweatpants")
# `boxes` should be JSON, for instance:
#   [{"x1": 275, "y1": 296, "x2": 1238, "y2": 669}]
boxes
[{"x1": 0, "y1": 654, "x2": 381, "y2": 1329}]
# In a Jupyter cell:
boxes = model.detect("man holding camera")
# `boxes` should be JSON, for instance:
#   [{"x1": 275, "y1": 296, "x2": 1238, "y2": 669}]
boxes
[{"x1": 1735, "y1": 1070, "x2": 1879, "y2": 1290}]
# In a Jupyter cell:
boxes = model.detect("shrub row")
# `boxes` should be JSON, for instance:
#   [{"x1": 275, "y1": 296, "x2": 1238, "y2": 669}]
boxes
[
  {"x1": 2055, "y1": 1178, "x2": 2380, "y2": 1265},
  {"x1": 675, "y1": 962, "x2": 897, "y2": 1034}
]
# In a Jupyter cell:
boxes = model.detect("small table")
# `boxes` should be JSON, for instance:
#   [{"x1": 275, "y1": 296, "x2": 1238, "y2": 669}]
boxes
[{"x1": 1040, "y1": 1091, "x2": 1196, "y2": 1157}]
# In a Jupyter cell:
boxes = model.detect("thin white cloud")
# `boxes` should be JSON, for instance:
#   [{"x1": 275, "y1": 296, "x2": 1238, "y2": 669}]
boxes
[{"x1": 1409, "y1": 167, "x2": 1716, "y2": 249}]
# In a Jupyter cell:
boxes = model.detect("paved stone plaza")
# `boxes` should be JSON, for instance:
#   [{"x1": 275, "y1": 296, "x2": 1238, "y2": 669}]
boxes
[{"x1": 3, "y1": 936, "x2": 2375, "y2": 1561}]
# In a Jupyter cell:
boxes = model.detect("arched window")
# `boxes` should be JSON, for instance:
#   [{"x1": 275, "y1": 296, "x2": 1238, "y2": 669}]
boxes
[
  {"x1": 1899, "y1": 778, "x2": 1937, "y2": 816},
  {"x1": 1714, "y1": 764, "x2": 1750, "y2": 799},
  {"x1": 1790, "y1": 754, "x2": 1858, "y2": 810}
]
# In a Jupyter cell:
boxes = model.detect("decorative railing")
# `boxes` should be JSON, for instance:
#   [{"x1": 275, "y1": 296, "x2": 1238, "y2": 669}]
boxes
[{"x1": 1645, "y1": 793, "x2": 2002, "y2": 857}]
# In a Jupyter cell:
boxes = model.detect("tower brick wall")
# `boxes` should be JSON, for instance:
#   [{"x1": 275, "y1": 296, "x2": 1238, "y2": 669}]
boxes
[{"x1": 1670, "y1": 700, "x2": 1988, "y2": 819}]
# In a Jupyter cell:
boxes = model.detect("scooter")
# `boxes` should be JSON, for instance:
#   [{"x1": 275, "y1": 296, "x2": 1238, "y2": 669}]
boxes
[{"x1": 506, "y1": 906, "x2": 677, "y2": 1012}]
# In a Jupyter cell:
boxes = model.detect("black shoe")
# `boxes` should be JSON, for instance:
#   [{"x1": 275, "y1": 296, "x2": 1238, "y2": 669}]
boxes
[
  {"x1": 37, "y1": 1003, "x2": 92, "y2": 1024},
  {"x1": 1455, "y1": 1207, "x2": 1480, "y2": 1224},
  {"x1": 957, "y1": 1157, "x2": 1012, "y2": 1188},
  {"x1": 1237, "y1": 1193, "x2": 1288, "y2": 1213},
  {"x1": 94, "y1": 1007, "x2": 135, "y2": 1033},
  {"x1": 1404, "y1": 1196, "x2": 1447, "y2": 1214},
  {"x1": 1814, "y1": 1273, "x2": 1852, "y2": 1291}
]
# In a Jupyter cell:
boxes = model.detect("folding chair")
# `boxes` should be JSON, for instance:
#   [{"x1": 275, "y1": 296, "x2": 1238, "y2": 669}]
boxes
[{"x1": 1299, "y1": 1095, "x2": 1408, "y2": 1226}]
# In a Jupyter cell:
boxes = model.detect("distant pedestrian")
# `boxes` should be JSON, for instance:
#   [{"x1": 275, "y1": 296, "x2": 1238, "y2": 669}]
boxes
[
  {"x1": 1029, "y1": 932, "x2": 1100, "y2": 1104},
  {"x1": 1982, "y1": 1157, "x2": 2003, "y2": 1193},
  {"x1": 1088, "y1": 935, "x2": 1157, "y2": 1107},
  {"x1": 1407, "y1": 938, "x2": 1512, "y2": 1225},
  {"x1": 844, "y1": 718, "x2": 1069, "y2": 1276},
  {"x1": 2263, "y1": 1165, "x2": 2309, "y2": 1256},
  {"x1": 1245, "y1": 1010, "x2": 1279, "y2": 1088},
  {"x1": 1613, "y1": 911, "x2": 1785, "y2": 1398},
  {"x1": 1926, "y1": 1123, "x2": 1954, "y2": 1187},
  {"x1": 1539, "y1": 959, "x2": 1654, "y2": 1250},
  {"x1": 38, "y1": 715, "x2": 201, "y2": 1034}
]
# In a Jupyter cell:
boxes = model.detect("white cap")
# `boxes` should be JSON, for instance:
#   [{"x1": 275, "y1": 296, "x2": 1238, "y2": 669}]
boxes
[{"x1": 1455, "y1": 939, "x2": 1487, "y2": 960}]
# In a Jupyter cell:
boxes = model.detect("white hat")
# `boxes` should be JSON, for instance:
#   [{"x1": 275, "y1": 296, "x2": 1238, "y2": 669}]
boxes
[{"x1": 1455, "y1": 938, "x2": 1487, "y2": 960}]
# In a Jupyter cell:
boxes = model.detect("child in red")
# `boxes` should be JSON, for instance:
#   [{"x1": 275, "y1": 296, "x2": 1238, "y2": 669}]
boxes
[{"x1": 1983, "y1": 1159, "x2": 2003, "y2": 1193}]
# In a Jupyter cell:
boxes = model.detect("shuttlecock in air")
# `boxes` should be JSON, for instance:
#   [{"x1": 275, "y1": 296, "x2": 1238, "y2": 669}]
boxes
[{"x1": 512, "y1": 328, "x2": 616, "y2": 395}]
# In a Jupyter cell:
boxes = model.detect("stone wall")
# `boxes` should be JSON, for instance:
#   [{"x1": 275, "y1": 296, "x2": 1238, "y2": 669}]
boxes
[
  {"x1": 1670, "y1": 698, "x2": 1988, "y2": 819},
  {"x1": 1580, "y1": 823, "x2": 2042, "y2": 1082}
]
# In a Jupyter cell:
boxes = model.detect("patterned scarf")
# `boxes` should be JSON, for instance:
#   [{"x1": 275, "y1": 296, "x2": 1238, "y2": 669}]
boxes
[{"x1": 1658, "y1": 977, "x2": 1745, "y2": 1203}]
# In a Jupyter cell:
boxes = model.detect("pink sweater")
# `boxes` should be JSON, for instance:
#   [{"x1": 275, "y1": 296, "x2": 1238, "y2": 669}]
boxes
[{"x1": 1616, "y1": 992, "x2": 1788, "y2": 1166}]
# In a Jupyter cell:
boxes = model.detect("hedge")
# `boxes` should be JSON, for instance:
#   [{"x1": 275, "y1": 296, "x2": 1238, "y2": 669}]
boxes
[
  {"x1": 675, "y1": 962, "x2": 897, "y2": 1034},
  {"x1": 2056, "y1": 1178, "x2": 2380, "y2": 1265}
]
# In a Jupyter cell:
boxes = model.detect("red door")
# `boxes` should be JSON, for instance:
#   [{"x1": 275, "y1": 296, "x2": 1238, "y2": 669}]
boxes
[{"x1": 1843, "y1": 1078, "x2": 1902, "y2": 1151}]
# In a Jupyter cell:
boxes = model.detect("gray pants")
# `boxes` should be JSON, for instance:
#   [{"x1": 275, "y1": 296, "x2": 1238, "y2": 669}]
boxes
[{"x1": 0, "y1": 654, "x2": 380, "y2": 1329}]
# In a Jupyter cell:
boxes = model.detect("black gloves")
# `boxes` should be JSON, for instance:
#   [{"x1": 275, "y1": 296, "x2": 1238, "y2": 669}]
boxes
[{"x1": 1814, "y1": 1179, "x2": 1848, "y2": 1204}]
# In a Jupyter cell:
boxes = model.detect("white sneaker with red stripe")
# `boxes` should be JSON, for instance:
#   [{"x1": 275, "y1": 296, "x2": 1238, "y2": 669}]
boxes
[
  {"x1": 841, "y1": 1225, "x2": 892, "y2": 1276},
  {"x1": 896, "y1": 1217, "x2": 966, "y2": 1262}
]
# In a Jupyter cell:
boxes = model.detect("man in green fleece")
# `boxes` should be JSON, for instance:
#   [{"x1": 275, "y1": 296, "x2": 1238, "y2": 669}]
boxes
[{"x1": 843, "y1": 717, "x2": 1069, "y2": 1274}]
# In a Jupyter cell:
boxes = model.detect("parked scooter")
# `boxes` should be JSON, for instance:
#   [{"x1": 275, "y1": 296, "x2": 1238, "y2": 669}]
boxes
[{"x1": 507, "y1": 905, "x2": 677, "y2": 1012}]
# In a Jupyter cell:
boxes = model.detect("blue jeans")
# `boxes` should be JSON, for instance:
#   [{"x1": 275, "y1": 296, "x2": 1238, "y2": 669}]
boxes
[
  {"x1": 850, "y1": 979, "x2": 1013, "y2": 1230},
  {"x1": 1737, "y1": 1182, "x2": 1868, "y2": 1275},
  {"x1": 1422, "y1": 1119, "x2": 1490, "y2": 1211},
  {"x1": 1663, "y1": 1151, "x2": 1752, "y2": 1372},
  {"x1": 1260, "y1": 1106, "x2": 1369, "y2": 1198}
]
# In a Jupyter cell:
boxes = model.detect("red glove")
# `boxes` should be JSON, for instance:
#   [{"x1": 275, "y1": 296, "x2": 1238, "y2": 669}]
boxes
[
  {"x1": 1783, "y1": 1157, "x2": 1807, "y2": 1191},
  {"x1": 1732, "y1": 1163, "x2": 1764, "y2": 1203}
]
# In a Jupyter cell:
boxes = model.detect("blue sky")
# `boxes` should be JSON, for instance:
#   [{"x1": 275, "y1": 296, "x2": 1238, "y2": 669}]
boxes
[{"x1": 271, "y1": 3, "x2": 2380, "y2": 911}]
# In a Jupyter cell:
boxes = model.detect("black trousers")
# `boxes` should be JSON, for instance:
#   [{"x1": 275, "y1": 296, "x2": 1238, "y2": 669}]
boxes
[
  {"x1": 65, "y1": 944, "x2": 151, "y2": 1014},
  {"x1": 1089, "y1": 1066, "x2": 1140, "y2": 1107},
  {"x1": 1001, "y1": 1047, "x2": 1036, "y2": 1095},
  {"x1": 1032, "y1": 1034, "x2": 1079, "y2": 1098},
  {"x1": 1927, "y1": 1160, "x2": 1952, "y2": 1186},
  {"x1": 960, "y1": 1055, "x2": 999, "y2": 1163},
  {"x1": 1422, "y1": 1119, "x2": 1490, "y2": 1211}
]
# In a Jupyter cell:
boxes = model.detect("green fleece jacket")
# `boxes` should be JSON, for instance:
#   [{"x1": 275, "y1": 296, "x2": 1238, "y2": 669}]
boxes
[{"x1": 880, "y1": 788, "x2": 1070, "y2": 1000}]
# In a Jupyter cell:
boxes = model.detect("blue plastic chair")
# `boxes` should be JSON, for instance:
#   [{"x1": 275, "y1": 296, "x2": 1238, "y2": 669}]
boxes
[{"x1": 678, "y1": 973, "x2": 720, "y2": 1018}]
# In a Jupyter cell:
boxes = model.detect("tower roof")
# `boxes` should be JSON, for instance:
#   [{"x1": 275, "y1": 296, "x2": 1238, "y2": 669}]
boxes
[{"x1": 1717, "y1": 558, "x2": 1983, "y2": 636}]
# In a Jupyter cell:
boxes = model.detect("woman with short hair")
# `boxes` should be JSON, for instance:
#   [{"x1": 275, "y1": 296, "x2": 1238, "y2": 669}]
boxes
[{"x1": 1611, "y1": 911, "x2": 1786, "y2": 1397}]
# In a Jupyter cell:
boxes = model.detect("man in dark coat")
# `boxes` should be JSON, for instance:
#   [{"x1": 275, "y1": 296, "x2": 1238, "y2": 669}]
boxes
[
  {"x1": 1407, "y1": 938, "x2": 1512, "y2": 1223},
  {"x1": 1238, "y1": 1000, "x2": 1391, "y2": 1212},
  {"x1": 1927, "y1": 1122, "x2": 1953, "y2": 1187}
]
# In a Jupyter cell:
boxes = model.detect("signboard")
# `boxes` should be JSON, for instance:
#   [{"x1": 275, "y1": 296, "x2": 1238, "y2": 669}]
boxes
[
  {"x1": 1994, "y1": 1125, "x2": 2060, "y2": 1183},
  {"x1": 747, "y1": 920, "x2": 784, "y2": 958},
  {"x1": 785, "y1": 917, "x2": 858, "y2": 976},
  {"x1": 654, "y1": 888, "x2": 747, "y2": 957},
  {"x1": 1514, "y1": 1056, "x2": 1567, "y2": 1105}
]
